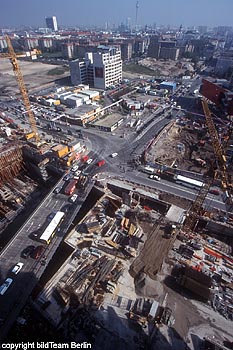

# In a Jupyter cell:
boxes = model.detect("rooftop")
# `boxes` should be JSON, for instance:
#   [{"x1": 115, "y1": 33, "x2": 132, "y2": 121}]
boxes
[
  {"x1": 93, "y1": 113, "x2": 123, "y2": 128},
  {"x1": 66, "y1": 104, "x2": 98, "y2": 117}
]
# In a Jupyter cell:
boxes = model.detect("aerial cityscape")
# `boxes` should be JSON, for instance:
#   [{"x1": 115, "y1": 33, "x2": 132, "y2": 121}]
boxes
[{"x1": 0, "y1": 1, "x2": 233, "y2": 349}]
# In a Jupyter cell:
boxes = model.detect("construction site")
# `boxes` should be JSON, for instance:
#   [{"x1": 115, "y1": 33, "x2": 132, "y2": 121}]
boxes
[
  {"x1": 139, "y1": 57, "x2": 195, "y2": 78},
  {"x1": 123, "y1": 57, "x2": 195, "y2": 80},
  {"x1": 0, "y1": 138, "x2": 86, "y2": 237},
  {"x1": 10, "y1": 175, "x2": 230, "y2": 349},
  {"x1": 0, "y1": 58, "x2": 69, "y2": 95},
  {"x1": 0, "y1": 142, "x2": 38, "y2": 234},
  {"x1": 146, "y1": 111, "x2": 233, "y2": 175},
  {"x1": 0, "y1": 37, "x2": 88, "y2": 238},
  {"x1": 1, "y1": 34, "x2": 233, "y2": 350}
]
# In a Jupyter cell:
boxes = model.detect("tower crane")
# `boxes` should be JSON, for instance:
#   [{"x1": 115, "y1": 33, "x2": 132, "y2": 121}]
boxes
[
  {"x1": 1, "y1": 36, "x2": 39, "y2": 142},
  {"x1": 183, "y1": 98, "x2": 232, "y2": 232}
]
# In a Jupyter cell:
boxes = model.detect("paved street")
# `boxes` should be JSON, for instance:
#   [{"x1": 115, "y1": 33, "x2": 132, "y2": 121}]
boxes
[{"x1": 0, "y1": 175, "x2": 94, "y2": 341}]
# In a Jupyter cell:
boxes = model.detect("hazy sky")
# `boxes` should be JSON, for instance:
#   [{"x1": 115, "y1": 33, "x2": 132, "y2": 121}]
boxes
[{"x1": 1, "y1": 0, "x2": 233, "y2": 28}]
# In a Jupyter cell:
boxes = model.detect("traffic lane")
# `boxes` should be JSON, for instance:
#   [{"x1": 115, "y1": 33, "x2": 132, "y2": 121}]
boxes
[
  {"x1": 0, "y1": 188, "x2": 70, "y2": 277},
  {"x1": 0, "y1": 260, "x2": 40, "y2": 317},
  {"x1": 83, "y1": 133, "x2": 127, "y2": 161},
  {"x1": 0, "y1": 181, "x2": 94, "y2": 325},
  {"x1": 127, "y1": 172, "x2": 198, "y2": 198},
  {"x1": 38, "y1": 121, "x2": 116, "y2": 153},
  {"x1": 119, "y1": 119, "x2": 170, "y2": 160},
  {"x1": 125, "y1": 172, "x2": 227, "y2": 211}
]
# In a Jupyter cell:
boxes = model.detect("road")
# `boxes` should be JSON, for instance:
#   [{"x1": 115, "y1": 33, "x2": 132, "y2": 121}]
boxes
[
  {"x1": 123, "y1": 171, "x2": 226, "y2": 211},
  {"x1": 0, "y1": 175, "x2": 94, "y2": 341},
  {"x1": 1, "y1": 97, "x2": 227, "y2": 212}
]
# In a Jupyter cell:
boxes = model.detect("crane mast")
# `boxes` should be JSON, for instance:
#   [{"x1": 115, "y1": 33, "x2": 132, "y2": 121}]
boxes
[
  {"x1": 183, "y1": 98, "x2": 232, "y2": 232},
  {"x1": 201, "y1": 98, "x2": 230, "y2": 189},
  {"x1": 183, "y1": 180, "x2": 212, "y2": 231},
  {"x1": 5, "y1": 36, "x2": 39, "y2": 142}
]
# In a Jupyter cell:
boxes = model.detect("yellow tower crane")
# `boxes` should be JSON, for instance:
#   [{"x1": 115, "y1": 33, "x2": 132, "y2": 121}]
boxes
[
  {"x1": 183, "y1": 98, "x2": 232, "y2": 232},
  {"x1": 2, "y1": 36, "x2": 39, "y2": 142}
]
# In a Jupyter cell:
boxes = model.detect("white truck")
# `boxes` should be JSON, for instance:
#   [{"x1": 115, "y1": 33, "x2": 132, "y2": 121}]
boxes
[{"x1": 143, "y1": 166, "x2": 155, "y2": 174}]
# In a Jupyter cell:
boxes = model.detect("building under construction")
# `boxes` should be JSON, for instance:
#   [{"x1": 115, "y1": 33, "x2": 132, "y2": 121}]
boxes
[{"x1": 0, "y1": 140, "x2": 45, "y2": 235}]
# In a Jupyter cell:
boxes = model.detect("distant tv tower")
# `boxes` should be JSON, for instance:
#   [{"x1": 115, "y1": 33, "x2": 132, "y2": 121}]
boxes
[{"x1": 135, "y1": 0, "x2": 139, "y2": 30}]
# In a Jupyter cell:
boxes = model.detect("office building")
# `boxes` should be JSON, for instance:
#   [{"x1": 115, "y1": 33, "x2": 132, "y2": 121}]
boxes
[
  {"x1": 159, "y1": 47, "x2": 180, "y2": 60},
  {"x1": 24, "y1": 38, "x2": 39, "y2": 50},
  {"x1": 39, "y1": 38, "x2": 54, "y2": 51},
  {"x1": 61, "y1": 43, "x2": 75, "y2": 59},
  {"x1": 69, "y1": 53, "x2": 93, "y2": 86},
  {"x1": 215, "y1": 56, "x2": 233, "y2": 76},
  {"x1": 45, "y1": 16, "x2": 58, "y2": 32},
  {"x1": 120, "y1": 42, "x2": 133, "y2": 61},
  {"x1": 93, "y1": 46, "x2": 122, "y2": 89},
  {"x1": 0, "y1": 37, "x2": 7, "y2": 51},
  {"x1": 70, "y1": 46, "x2": 122, "y2": 89},
  {"x1": 198, "y1": 26, "x2": 208, "y2": 35},
  {"x1": 148, "y1": 35, "x2": 160, "y2": 58},
  {"x1": 148, "y1": 39, "x2": 179, "y2": 60}
]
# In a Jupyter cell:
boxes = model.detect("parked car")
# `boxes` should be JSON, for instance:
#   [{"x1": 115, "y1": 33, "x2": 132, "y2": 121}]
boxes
[
  {"x1": 54, "y1": 187, "x2": 62, "y2": 194},
  {"x1": 12, "y1": 262, "x2": 24, "y2": 275},
  {"x1": 69, "y1": 194, "x2": 78, "y2": 203},
  {"x1": 96, "y1": 159, "x2": 105, "y2": 167},
  {"x1": 149, "y1": 174, "x2": 161, "y2": 181},
  {"x1": 86, "y1": 158, "x2": 93, "y2": 165},
  {"x1": 0, "y1": 278, "x2": 13, "y2": 296},
  {"x1": 82, "y1": 155, "x2": 89, "y2": 162},
  {"x1": 209, "y1": 189, "x2": 220, "y2": 196},
  {"x1": 63, "y1": 174, "x2": 71, "y2": 181},
  {"x1": 71, "y1": 165, "x2": 79, "y2": 172},
  {"x1": 31, "y1": 246, "x2": 45, "y2": 260},
  {"x1": 21, "y1": 246, "x2": 35, "y2": 259},
  {"x1": 111, "y1": 153, "x2": 118, "y2": 158},
  {"x1": 61, "y1": 204, "x2": 72, "y2": 213},
  {"x1": 47, "y1": 211, "x2": 57, "y2": 221}
]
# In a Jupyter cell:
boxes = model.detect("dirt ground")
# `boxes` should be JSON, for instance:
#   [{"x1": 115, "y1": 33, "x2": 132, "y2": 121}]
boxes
[
  {"x1": 0, "y1": 58, "x2": 69, "y2": 94},
  {"x1": 132, "y1": 233, "x2": 233, "y2": 349},
  {"x1": 147, "y1": 121, "x2": 216, "y2": 173},
  {"x1": 130, "y1": 219, "x2": 175, "y2": 280},
  {"x1": 138, "y1": 58, "x2": 195, "y2": 78}
]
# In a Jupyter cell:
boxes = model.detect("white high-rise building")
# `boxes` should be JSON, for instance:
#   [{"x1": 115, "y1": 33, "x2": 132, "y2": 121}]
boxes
[
  {"x1": 45, "y1": 16, "x2": 58, "y2": 32},
  {"x1": 93, "y1": 46, "x2": 122, "y2": 89},
  {"x1": 69, "y1": 46, "x2": 122, "y2": 89}
]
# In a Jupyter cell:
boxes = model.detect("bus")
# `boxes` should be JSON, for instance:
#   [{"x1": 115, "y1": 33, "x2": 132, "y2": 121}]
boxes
[
  {"x1": 39, "y1": 211, "x2": 65, "y2": 244},
  {"x1": 64, "y1": 179, "x2": 78, "y2": 195},
  {"x1": 175, "y1": 175, "x2": 203, "y2": 190}
]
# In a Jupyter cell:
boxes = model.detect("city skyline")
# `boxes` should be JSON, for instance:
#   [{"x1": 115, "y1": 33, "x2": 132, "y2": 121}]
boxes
[{"x1": 1, "y1": 0, "x2": 233, "y2": 29}]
